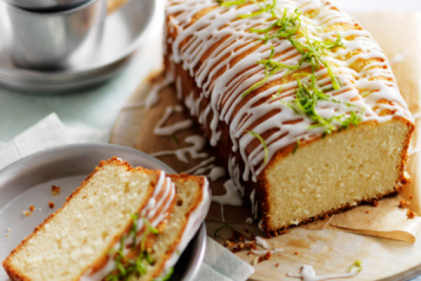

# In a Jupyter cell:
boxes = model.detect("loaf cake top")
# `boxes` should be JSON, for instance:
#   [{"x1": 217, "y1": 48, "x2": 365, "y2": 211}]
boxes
[{"x1": 166, "y1": 0, "x2": 414, "y2": 182}]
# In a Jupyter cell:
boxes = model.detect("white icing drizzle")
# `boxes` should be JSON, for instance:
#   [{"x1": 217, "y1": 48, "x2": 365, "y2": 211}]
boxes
[
  {"x1": 390, "y1": 48, "x2": 409, "y2": 66},
  {"x1": 258, "y1": 219, "x2": 264, "y2": 232},
  {"x1": 166, "y1": 0, "x2": 414, "y2": 189},
  {"x1": 250, "y1": 188, "x2": 259, "y2": 219},
  {"x1": 245, "y1": 217, "x2": 254, "y2": 224},
  {"x1": 287, "y1": 264, "x2": 360, "y2": 281},
  {"x1": 161, "y1": 177, "x2": 211, "y2": 275},
  {"x1": 203, "y1": 166, "x2": 226, "y2": 181},
  {"x1": 212, "y1": 178, "x2": 244, "y2": 222},
  {"x1": 255, "y1": 236, "x2": 270, "y2": 249},
  {"x1": 412, "y1": 112, "x2": 421, "y2": 120},
  {"x1": 154, "y1": 105, "x2": 193, "y2": 136},
  {"x1": 183, "y1": 157, "x2": 216, "y2": 174},
  {"x1": 251, "y1": 248, "x2": 284, "y2": 255},
  {"x1": 152, "y1": 135, "x2": 208, "y2": 163},
  {"x1": 123, "y1": 77, "x2": 172, "y2": 111},
  {"x1": 81, "y1": 171, "x2": 176, "y2": 281},
  {"x1": 409, "y1": 149, "x2": 421, "y2": 156}
]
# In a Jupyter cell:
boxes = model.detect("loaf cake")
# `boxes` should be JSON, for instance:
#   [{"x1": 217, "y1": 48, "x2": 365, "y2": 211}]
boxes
[
  {"x1": 3, "y1": 158, "x2": 210, "y2": 281},
  {"x1": 164, "y1": 0, "x2": 415, "y2": 235}
]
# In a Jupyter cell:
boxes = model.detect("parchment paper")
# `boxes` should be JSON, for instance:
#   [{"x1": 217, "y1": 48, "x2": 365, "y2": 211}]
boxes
[{"x1": 111, "y1": 11, "x2": 421, "y2": 280}]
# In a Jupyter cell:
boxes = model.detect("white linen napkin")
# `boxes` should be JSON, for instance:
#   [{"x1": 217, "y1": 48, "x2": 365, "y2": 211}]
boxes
[{"x1": 0, "y1": 113, "x2": 255, "y2": 281}]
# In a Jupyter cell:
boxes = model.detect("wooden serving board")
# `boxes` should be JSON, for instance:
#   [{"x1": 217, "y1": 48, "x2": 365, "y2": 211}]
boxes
[{"x1": 111, "y1": 12, "x2": 421, "y2": 280}]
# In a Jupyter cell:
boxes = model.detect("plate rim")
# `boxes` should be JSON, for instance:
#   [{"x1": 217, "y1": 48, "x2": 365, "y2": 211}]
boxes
[{"x1": 0, "y1": 143, "x2": 206, "y2": 281}]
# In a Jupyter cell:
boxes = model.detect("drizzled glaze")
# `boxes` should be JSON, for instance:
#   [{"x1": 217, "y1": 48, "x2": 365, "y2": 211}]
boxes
[
  {"x1": 287, "y1": 264, "x2": 360, "y2": 281},
  {"x1": 81, "y1": 171, "x2": 176, "y2": 281},
  {"x1": 152, "y1": 135, "x2": 208, "y2": 163},
  {"x1": 154, "y1": 105, "x2": 193, "y2": 136},
  {"x1": 166, "y1": 0, "x2": 413, "y2": 185}
]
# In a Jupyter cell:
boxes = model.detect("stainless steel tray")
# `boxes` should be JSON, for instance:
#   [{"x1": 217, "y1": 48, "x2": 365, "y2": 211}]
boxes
[
  {"x1": 0, "y1": 144, "x2": 206, "y2": 281},
  {"x1": 0, "y1": 0, "x2": 163, "y2": 93}
]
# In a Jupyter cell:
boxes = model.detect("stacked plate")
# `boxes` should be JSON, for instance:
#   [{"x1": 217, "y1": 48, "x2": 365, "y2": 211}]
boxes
[{"x1": 0, "y1": 0, "x2": 163, "y2": 93}]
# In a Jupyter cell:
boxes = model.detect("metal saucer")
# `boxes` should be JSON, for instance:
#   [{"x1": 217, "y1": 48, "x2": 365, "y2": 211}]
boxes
[
  {"x1": 0, "y1": 144, "x2": 206, "y2": 281},
  {"x1": 0, "y1": 0, "x2": 164, "y2": 93}
]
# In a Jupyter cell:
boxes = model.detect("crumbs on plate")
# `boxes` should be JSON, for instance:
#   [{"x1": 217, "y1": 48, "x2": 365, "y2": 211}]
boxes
[{"x1": 52, "y1": 185, "x2": 61, "y2": 196}]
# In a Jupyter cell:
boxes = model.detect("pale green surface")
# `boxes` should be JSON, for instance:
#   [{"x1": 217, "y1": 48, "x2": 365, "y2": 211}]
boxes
[{"x1": 0, "y1": 39, "x2": 161, "y2": 142}]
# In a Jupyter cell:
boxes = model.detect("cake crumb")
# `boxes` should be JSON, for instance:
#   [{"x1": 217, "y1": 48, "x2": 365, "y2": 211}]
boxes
[
  {"x1": 224, "y1": 240, "x2": 235, "y2": 248},
  {"x1": 23, "y1": 209, "x2": 33, "y2": 216},
  {"x1": 372, "y1": 200, "x2": 379, "y2": 207},
  {"x1": 365, "y1": 210, "x2": 369, "y2": 214},
  {"x1": 6, "y1": 234, "x2": 9, "y2": 237},
  {"x1": 7, "y1": 228, "x2": 10, "y2": 232},
  {"x1": 399, "y1": 199, "x2": 407, "y2": 208},
  {"x1": 232, "y1": 243, "x2": 245, "y2": 253},
  {"x1": 30, "y1": 205, "x2": 34, "y2": 211},
  {"x1": 246, "y1": 242, "x2": 257, "y2": 250},
  {"x1": 402, "y1": 171, "x2": 411, "y2": 184},
  {"x1": 275, "y1": 263, "x2": 279, "y2": 268},
  {"x1": 52, "y1": 185, "x2": 61, "y2": 195},
  {"x1": 258, "y1": 251, "x2": 272, "y2": 263},
  {"x1": 407, "y1": 210, "x2": 416, "y2": 219},
  {"x1": 48, "y1": 201, "x2": 55, "y2": 209},
  {"x1": 38, "y1": 208, "x2": 42, "y2": 212},
  {"x1": 294, "y1": 251, "x2": 299, "y2": 255},
  {"x1": 232, "y1": 230, "x2": 246, "y2": 242}
]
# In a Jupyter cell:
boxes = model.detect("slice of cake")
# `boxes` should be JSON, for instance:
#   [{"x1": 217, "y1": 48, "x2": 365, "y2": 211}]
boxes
[
  {"x1": 3, "y1": 158, "x2": 175, "y2": 281},
  {"x1": 138, "y1": 174, "x2": 210, "y2": 281},
  {"x1": 165, "y1": 0, "x2": 415, "y2": 235},
  {"x1": 3, "y1": 158, "x2": 210, "y2": 281}
]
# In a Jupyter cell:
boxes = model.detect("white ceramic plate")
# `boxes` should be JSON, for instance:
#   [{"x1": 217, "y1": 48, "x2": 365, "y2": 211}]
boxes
[{"x1": 0, "y1": 144, "x2": 206, "y2": 281}]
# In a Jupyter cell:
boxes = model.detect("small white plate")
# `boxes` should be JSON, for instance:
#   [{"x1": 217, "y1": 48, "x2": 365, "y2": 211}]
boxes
[
  {"x1": 0, "y1": 144, "x2": 206, "y2": 281},
  {"x1": 0, "y1": 0, "x2": 163, "y2": 93}
]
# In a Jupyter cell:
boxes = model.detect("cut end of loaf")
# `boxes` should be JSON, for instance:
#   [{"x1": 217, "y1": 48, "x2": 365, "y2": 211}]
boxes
[{"x1": 260, "y1": 119, "x2": 413, "y2": 234}]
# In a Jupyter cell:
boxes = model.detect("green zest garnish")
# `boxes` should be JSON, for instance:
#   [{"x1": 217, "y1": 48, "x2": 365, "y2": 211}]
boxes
[
  {"x1": 217, "y1": 0, "x2": 249, "y2": 7},
  {"x1": 214, "y1": 224, "x2": 235, "y2": 237},
  {"x1": 283, "y1": 74, "x2": 362, "y2": 135},
  {"x1": 172, "y1": 135, "x2": 180, "y2": 144},
  {"x1": 247, "y1": 130, "x2": 269, "y2": 164},
  {"x1": 154, "y1": 267, "x2": 175, "y2": 281},
  {"x1": 216, "y1": 0, "x2": 361, "y2": 155},
  {"x1": 293, "y1": 139, "x2": 299, "y2": 154},
  {"x1": 349, "y1": 260, "x2": 362, "y2": 273},
  {"x1": 105, "y1": 215, "x2": 164, "y2": 281}
]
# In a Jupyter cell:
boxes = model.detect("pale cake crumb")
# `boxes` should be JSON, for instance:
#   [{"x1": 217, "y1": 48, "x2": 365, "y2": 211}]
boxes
[{"x1": 23, "y1": 210, "x2": 32, "y2": 217}]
